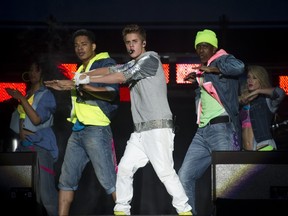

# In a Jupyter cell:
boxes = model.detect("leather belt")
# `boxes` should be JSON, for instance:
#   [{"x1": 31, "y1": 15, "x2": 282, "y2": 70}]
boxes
[{"x1": 208, "y1": 116, "x2": 230, "y2": 125}]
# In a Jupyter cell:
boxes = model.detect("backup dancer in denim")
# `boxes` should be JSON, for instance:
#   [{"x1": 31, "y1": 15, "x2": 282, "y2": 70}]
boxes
[
  {"x1": 45, "y1": 29, "x2": 119, "y2": 216},
  {"x1": 239, "y1": 65, "x2": 285, "y2": 151},
  {"x1": 178, "y1": 29, "x2": 245, "y2": 215},
  {"x1": 6, "y1": 59, "x2": 59, "y2": 216}
]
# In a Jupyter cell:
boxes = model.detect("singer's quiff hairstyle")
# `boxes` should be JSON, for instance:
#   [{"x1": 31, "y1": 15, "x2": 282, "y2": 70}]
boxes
[{"x1": 122, "y1": 24, "x2": 146, "y2": 41}]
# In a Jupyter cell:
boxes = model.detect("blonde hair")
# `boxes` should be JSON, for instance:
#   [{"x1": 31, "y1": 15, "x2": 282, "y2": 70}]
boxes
[
  {"x1": 239, "y1": 65, "x2": 272, "y2": 102},
  {"x1": 247, "y1": 65, "x2": 271, "y2": 89}
]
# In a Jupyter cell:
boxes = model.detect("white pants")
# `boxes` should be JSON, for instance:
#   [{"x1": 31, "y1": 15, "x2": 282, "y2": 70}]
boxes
[{"x1": 114, "y1": 128, "x2": 192, "y2": 214}]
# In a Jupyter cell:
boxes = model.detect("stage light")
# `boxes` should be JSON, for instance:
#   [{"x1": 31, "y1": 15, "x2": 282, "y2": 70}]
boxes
[{"x1": 176, "y1": 63, "x2": 201, "y2": 84}]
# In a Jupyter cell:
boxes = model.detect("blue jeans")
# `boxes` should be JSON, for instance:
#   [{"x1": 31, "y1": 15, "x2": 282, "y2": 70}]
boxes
[
  {"x1": 178, "y1": 122, "x2": 239, "y2": 215},
  {"x1": 17, "y1": 144, "x2": 58, "y2": 216},
  {"x1": 58, "y1": 125, "x2": 116, "y2": 194}
]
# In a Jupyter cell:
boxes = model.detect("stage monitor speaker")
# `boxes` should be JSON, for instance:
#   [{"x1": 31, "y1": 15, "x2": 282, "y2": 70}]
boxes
[
  {"x1": 212, "y1": 151, "x2": 288, "y2": 216},
  {"x1": 0, "y1": 152, "x2": 37, "y2": 202}
]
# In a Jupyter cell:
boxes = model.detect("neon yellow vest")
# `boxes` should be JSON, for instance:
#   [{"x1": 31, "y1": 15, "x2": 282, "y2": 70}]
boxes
[{"x1": 68, "y1": 52, "x2": 111, "y2": 126}]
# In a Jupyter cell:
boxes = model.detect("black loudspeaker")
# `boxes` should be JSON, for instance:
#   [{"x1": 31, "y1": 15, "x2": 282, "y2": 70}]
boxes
[
  {"x1": 212, "y1": 151, "x2": 288, "y2": 216},
  {"x1": 0, "y1": 152, "x2": 37, "y2": 214}
]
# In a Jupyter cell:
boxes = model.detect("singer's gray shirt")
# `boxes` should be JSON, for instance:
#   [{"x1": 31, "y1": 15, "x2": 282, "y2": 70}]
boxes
[{"x1": 109, "y1": 51, "x2": 173, "y2": 131}]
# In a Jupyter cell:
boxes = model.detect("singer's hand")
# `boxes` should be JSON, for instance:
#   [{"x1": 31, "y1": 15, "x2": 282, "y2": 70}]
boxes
[{"x1": 74, "y1": 73, "x2": 90, "y2": 85}]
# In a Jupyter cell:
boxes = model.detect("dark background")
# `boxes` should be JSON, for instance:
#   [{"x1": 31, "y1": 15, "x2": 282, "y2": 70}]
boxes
[{"x1": 1, "y1": 0, "x2": 288, "y2": 215}]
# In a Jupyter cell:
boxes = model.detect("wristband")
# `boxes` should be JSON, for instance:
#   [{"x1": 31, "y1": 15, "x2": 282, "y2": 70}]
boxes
[{"x1": 74, "y1": 73, "x2": 90, "y2": 85}]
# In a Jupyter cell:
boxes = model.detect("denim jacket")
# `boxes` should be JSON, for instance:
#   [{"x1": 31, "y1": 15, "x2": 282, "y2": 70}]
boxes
[
  {"x1": 249, "y1": 87, "x2": 285, "y2": 142},
  {"x1": 24, "y1": 86, "x2": 59, "y2": 160},
  {"x1": 195, "y1": 49, "x2": 245, "y2": 135}
]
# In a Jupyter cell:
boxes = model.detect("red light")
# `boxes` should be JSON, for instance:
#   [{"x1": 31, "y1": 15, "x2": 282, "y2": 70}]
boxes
[
  {"x1": 57, "y1": 63, "x2": 78, "y2": 80},
  {"x1": 176, "y1": 63, "x2": 201, "y2": 84},
  {"x1": 279, "y1": 76, "x2": 288, "y2": 95},
  {"x1": 120, "y1": 86, "x2": 130, "y2": 102},
  {"x1": 0, "y1": 83, "x2": 26, "y2": 102},
  {"x1": 162, "y1": 64, "x2": 170, "y2": 83}
]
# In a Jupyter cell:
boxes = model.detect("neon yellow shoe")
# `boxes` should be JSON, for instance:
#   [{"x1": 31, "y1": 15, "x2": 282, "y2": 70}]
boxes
[
  {"x1": 179, "y1": 211, "x2": 193, "y2": 215},
  {"x1": 258, "y1": 145, "x2": 274, "y2": 151},
  {"x1": 114, "y1": 211, "x2": 126, "y2": 215}
]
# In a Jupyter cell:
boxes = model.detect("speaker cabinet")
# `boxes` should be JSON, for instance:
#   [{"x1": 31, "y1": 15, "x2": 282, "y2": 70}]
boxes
[
  {"x1": 212, "y1": 151, "x2": 288, "y2": 216},
  {"x1": 0, "y1": 152, "x2": 37, "y2": 213}
]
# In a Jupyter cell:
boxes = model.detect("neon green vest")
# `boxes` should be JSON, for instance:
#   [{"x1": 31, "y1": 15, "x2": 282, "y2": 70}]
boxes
[
  {"x1": 199, "y1": 87, "x2": 224, "y2": 127},
  {"x1": 68, "y1": 52, "x2": 111, "y2": 126}
]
